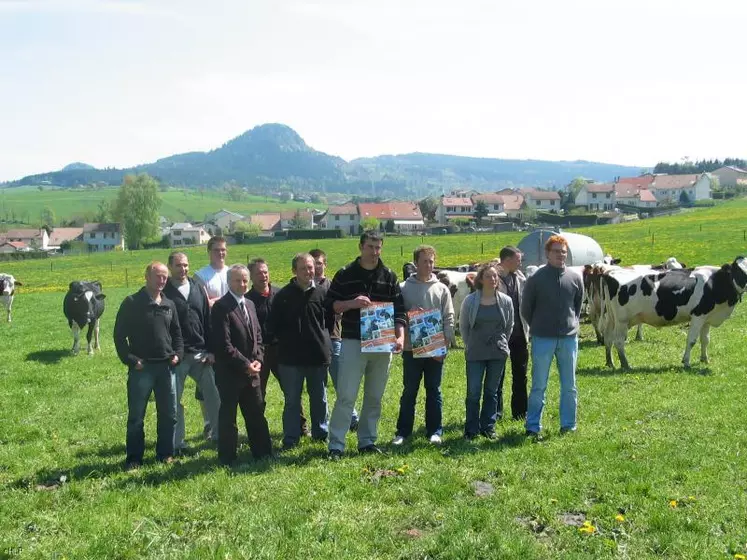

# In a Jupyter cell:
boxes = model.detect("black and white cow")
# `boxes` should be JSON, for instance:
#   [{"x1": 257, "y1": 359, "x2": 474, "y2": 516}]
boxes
[
  {"x1": 0, "y1": 273, "x2": 22, "y2": 323},
  {"x1": 63, "y1": 281, "x2": 106, "y2": 355},
  {"x1": 597, "y1": 257, "x2": 747, "y2": 369}
]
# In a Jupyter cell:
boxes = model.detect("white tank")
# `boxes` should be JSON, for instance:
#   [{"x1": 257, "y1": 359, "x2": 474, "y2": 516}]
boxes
[{"x1": 517, "y1": 229, "x2": 604, "y2": 271}]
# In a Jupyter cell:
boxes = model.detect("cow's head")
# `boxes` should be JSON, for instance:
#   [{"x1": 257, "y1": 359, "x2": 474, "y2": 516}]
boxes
[
  {"x1": 603, "y1": 254, "x2": 622, "y2": 266},
  {"x1": 731, "y1": 256, "x2": 747, "y2": 293},
  {"x1": 664, "y1": 257, "x2": 685, "y2": 270},
  {"x1": 0, "y1": 275, "x2": 19, "y2": 296},
  {"x1": 402, "y1": 262, "x2": 417, "y2": 280},
  {"x1": 436, "y1": 271, "x2": 458, "y2": 298},
  {"x1": 68, "y1": 281, "x2": 106, "y2": 324}
]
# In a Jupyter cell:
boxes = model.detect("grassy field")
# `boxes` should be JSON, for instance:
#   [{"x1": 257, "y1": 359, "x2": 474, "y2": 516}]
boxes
[
  {"x1": 1, "y1": 200, "x2": 747, "y2": 559},
  {"x1": 0, "y1": 186, "x2": 316, "y2": 226}
]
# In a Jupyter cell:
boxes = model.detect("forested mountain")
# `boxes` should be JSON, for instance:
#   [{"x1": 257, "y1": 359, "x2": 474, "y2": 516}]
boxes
[{"x1": 8, "y1": 124, "x2": 644, "y2": 195}]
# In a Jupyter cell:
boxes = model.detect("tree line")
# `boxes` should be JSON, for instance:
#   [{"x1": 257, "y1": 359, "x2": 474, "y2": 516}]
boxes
[{"x1": 653, "y1": 158, "x2": 747, "y2": 175}]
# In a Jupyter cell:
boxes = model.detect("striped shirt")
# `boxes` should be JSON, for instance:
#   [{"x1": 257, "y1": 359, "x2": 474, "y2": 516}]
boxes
[{"x1": 324, "y1": 257, "x2": 407, "y2": 340}]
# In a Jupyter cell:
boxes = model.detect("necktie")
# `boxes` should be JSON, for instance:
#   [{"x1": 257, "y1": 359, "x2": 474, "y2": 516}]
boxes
[{"x1": 239, "y1": 300, "x2": 250, "y2": 326}]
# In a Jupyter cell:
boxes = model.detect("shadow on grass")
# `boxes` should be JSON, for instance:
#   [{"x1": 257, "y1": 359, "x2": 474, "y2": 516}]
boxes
[
  {"x1": 577, "y1": 364, "x2": 712, "y2": 376},
  {"x1": 578, "y1": 339, "x2": 604, "y2": 350},
  {"x1": 25, "y1": 349, "x2": 69, "y2": 364}
]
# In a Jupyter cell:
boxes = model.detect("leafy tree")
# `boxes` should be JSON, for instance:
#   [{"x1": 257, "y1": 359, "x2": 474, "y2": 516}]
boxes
[
  {"x1": 233, "y1": 221, "x2": 262, "y2": 242},
  {"x1": 289, "y1": 212, "x2": 311, "y2": 229},
  {"x1": 113, "y1": 173, "x2": 161, "y2": 250},
  {"x1": 95, "y1": 199, "x2": 112, "y2": 223},
  {"x1": 566, "y1": 177, "x2": 587, "y2": 206},
  {"x1": 360, "y1": 217, "x2": 380, "y2": 232},
  {"x1": 473, "y1": 201, "x2": 489, "y2": 225},
  {"x1": 679, "y1": 190, "x2": 691, "y2": 206},
  {"x1": 418, "y1": 196, "x2": 438, "y2": 222},
  {"x1": 41, "y1": 206, "x2": 55, "y2": 229}
]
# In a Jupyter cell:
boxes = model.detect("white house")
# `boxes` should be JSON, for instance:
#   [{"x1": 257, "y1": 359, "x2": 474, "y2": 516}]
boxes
[
  {"x1": 575, "y1": 183, "x2": 616, "y2": 211},
  {"x1": 471, "y1": 193, "x2": 506, "y2": 219},
  {"x1": 324, "y1": 204, "x2": 359, "y2": 235},
  {"x1": 650, "y1": 173, "x2": 711, "y2": 204},
  {"x1": 206, "y1": 209, "x2": 246, "y2": 233},
  {"x1": 169, "y1": 223, "x2": 211, "y2": 247},
  {"x1": 523, "y1": 190, "x2": 561, "y2": 211},
  {"x1": 83, "y1": 223, "x2": 124, "y2": 252},
  {"x1": 280, "y1": 209, "x2": 315, "y2": 230},
  {"x1": 358, "y1": 202, "x2": 424, "y2": 233},
  {"x1": 436, "y1": 196, "x2": 473, "y2": 224},
  {"x1": 711, "y1": 166, "x2": 747, "y2": 188},
  {"x1": 0, "y1": 228, "x2": 50, "y2": 250}
]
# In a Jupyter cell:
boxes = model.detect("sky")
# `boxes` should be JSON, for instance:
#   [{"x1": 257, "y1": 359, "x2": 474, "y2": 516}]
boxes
[{"x1": 2, "y1": 0, "x2": 746, "y2": 181}]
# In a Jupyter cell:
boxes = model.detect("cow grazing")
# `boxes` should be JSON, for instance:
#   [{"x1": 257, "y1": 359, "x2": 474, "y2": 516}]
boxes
[
  {"x1": 597, "y1": 257, "x2": 747, "y2": 369},
  {"x1": 436, "y1": 270, "x2": 476, "y2": 330},
  {"x1": 0, "y1": 274, "x2": 22, "y2": 323},
  {"x1": 63, "y1": 281, "x2": 106, "y2": 355}
]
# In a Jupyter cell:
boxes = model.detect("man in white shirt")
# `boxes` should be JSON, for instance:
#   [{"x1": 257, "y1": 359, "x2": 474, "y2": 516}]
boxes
[{"x1": 193, "y1": 236, "x2": 229, "y2": 438}]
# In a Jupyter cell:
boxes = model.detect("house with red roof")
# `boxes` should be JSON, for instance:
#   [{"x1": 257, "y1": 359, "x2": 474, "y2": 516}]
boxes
[
  {"x1": 436, "y1": 196, "x2": 473, "y2": 224},
  {"x1": 358, "y1": 202, "x2": 424, "y2": 233}
]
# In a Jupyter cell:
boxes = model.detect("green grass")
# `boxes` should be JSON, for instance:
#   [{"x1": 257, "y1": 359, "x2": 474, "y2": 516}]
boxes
[
  {"x1": 2, "y1": 200, "x2": 747, "y2": 558},
  {"x1": 0, "y1": 186, "x2": 316, "y2": 225}
]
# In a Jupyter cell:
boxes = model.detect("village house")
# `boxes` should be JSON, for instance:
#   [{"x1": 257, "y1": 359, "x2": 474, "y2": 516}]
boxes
[
  {"x1": 169, "y1": 223, "x2": 211, "y2": 247},
  {"x1": 0, "y1": 228, "x2": 49, "y2": 250},
  {"x1": 614, "y1": 183, "x2": 658, "y2": 208},
  {"x1": 574, "y1": 183, "x2": 616, "y2": 211},
  {"x1": 650, "y1": 173, "x2": 711, "y2": 204},
  {"x1": 206, "y1": 209, "x2": 245, "y2": 232},
  {"x1": 245, "y1": 213, "x2": 281, "y2": 236},
  {"x1": 280, "y1": 209, "x2": 316, "y2": 230},
  {"x1": 711, "y1": 166, "x2": 747, "y2": 188},
  {"x1": 436, "y1": 196, "x2": 473, "y2": 224},
  {"x1": 523, "y1": 190, "x2": 561, "y2": 211},
  {"x1": 83, "y1": 223, "x2": 124, "y2": 252},
  {"x1": 0, "y1": 241, "x2": 30, "y2": 253},
  {"x1": 471, "y1": 193, "x2": 507, "y2": 219},
  {"x1": 47, "y1": 227, "x2": 84, "y2": 252},
  {"x1": 323, "y1": 204, "x2": 359, "y2": 235},
  {"x1": 358, "y1": 202, "x2": 424, "y2": 233}
]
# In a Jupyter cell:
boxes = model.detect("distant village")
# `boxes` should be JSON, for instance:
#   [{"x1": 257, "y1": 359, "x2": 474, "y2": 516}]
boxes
[{"x1": 1, "y1": 166, "x2": 745, "y2": 255}]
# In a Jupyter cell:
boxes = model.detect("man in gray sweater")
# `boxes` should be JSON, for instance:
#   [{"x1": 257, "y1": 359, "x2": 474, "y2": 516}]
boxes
[{"x1": 520, "y1": 234, "x2": 584, "y2": 438}]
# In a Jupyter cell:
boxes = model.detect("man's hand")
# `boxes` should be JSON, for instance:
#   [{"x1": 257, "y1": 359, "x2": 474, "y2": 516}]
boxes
[
  {"x1": 170, "y1": 355, "x2": 180, "y2": 366},
  {"x1": 248, "y1": 360, "x2": 262, "y2": 374},
  {"x1": 203, "y1": 353, "x2": 215, "y2": 365},
  {"x1": 134, "y1": 359, "x2": 144, "y2": 371},
  {"x1": 393, "y1": 324, "x2": 405, "y2": 354}
]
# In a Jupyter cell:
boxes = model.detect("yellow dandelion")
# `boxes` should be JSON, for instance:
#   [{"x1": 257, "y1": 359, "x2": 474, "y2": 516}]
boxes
[
  {"x1": 615, "y1": 514, "x2": 625, "y2": 522},
  {"x1": 549, "y1": 498, "x2": 558, "y2": 504},
  {"x1": 669, "y1": 500, "x2": 678, "y2": 508},
  {"x1": 733, "y1": 554, "x2": 746, "y2": 560},
  {"x1": 578, "y1": 525, "x2": 595, "y2": 534}
]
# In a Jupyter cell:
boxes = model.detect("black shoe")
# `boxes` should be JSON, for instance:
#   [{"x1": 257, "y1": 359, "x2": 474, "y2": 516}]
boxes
[
  {"x1": 327, "y1": 449, "x2": 343, "y2": 461},
  {"x1": 525, "y1": 430, "x2": 543, "y2": 441},
  {"x1": 282, "y1": 441, "x2": 299, "y2": 451},
  {"x1": 349, "y1": 418, "x2": 359, "y2": 432},
  {"x1": 358, "y1": 444, "x2": 384, "y2": 455},
  {"x1": 481, "y1": 430, "x2": 497, "y2": 440},
  {"x1": 124, "y1": 460, "x2": 142, "y2": 471},
  {"x1": 464, "y1": 433, "x2": 477, "y2": 441}
]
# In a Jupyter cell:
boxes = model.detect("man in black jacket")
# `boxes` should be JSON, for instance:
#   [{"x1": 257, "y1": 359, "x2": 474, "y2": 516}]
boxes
[
  {"x1": 164, "y1": 252, "x2": 221, "y2": 452},
  {"x1": 324, "y1": 231, "x2": 407, "y2": 459},
  {"x1": 114, "y1": 261, "x2": 183, "y2": 469},
  {"x1": 247, "y1": 257, "x2": 307, "y2": 434},
  {"x1": 268, "y1": 253, "x2": 331, "y2": 449}
]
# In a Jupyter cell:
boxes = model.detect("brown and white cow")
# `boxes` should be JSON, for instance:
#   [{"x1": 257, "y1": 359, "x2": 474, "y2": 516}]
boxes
[
  {"x1": 597, "y1": 257, "x2": 747, "y2": 369},
  {"x1": 0, "y1": 274, "x2": 23, "y2": 323}
]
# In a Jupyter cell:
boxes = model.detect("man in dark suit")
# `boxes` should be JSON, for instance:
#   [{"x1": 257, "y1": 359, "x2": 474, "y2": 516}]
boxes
[{"x1": 211, "y1": 264, "x2": 272, "y2": 465}]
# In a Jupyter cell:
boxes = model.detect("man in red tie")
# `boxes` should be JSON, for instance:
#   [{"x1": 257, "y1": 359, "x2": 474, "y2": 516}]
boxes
[{"x1": 211, "y1": 264, "x2": 272, "y2": 465}]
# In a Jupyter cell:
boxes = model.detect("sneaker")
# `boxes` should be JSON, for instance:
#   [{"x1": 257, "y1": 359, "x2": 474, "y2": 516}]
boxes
[
  {"x1": 560, "y1": 427, "x2": 576, "y2": 435},
  {"x1": 327, "y1": 449, "x2": 343, "y2": 461},
  {"x1": 525, "y1": 430, "x2": 543, "y2": 441},
  {"x1": 358, "y1": 444, "x2": 384, "y2": 455},
  {"x1": 392, "y1": 435, "x2": 405, "y2": 446},
  {"x1": 481, "y1": 430, "x2": 498, "y2": 440},
  {"x1": 429, "y1": 434, "x2": 442, "y2": 445}
]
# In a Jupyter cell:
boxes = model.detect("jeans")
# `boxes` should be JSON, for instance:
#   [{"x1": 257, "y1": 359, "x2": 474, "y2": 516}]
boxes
[
  {"x1": 526, "y1": 335, "x2": 578, "y2": 433},
  {"x1": 126, "y1": 362, "x2": 177, "y2": 463},
  {"x1": 328, "y1": 339, "x2": 392, "y2": 452},
  {"x1": 278, "y1": 364, "x2": 329, "y2": 446},
  {"x1": 396, "y1": 351, "x2": 444, "y2": 438},
  {"x1": 465, "y1": 358, "x2": 506, "y2": 436},
  {"x1": 328, "y1": 338, "x2": 359, "y2": 426},
  {"x1": 174, "y1": 354, "x2": 221, "y2": 448}
]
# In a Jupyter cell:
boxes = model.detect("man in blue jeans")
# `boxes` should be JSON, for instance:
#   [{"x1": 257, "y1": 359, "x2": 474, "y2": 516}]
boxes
[
  {"x1": 311, "y1": 248, "x2": 359, "y2": 431},
  {"x1": 114, "y1": 262, "x2": 183, "y2": 470},
  {"x1": 392, "y1": 245, "x2": 454, "y2": 445},
  {"x1": 269, "y1": 253, "x2": 331, "y2": 449},
  {"x1": 521, "y1": 234, "x2": 584, "y2": 439}
]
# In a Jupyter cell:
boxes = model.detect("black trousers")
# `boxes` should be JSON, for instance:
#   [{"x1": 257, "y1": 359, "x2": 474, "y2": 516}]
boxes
[
  {"x1": 217, "y1": 380, "x2": 272, "y2": 463},
  {"x1": 507, "y1": 330, "x2": 529, "y2": 420}
]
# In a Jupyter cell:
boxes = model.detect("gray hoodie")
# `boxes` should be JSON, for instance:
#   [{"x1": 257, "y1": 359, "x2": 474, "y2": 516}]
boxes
[
  {"x1": 401, "y1": 274, "x2": 456, "y2": 350},
  {"x1": 520, "y1": 264, "x2": 583, "y2": 337}
]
